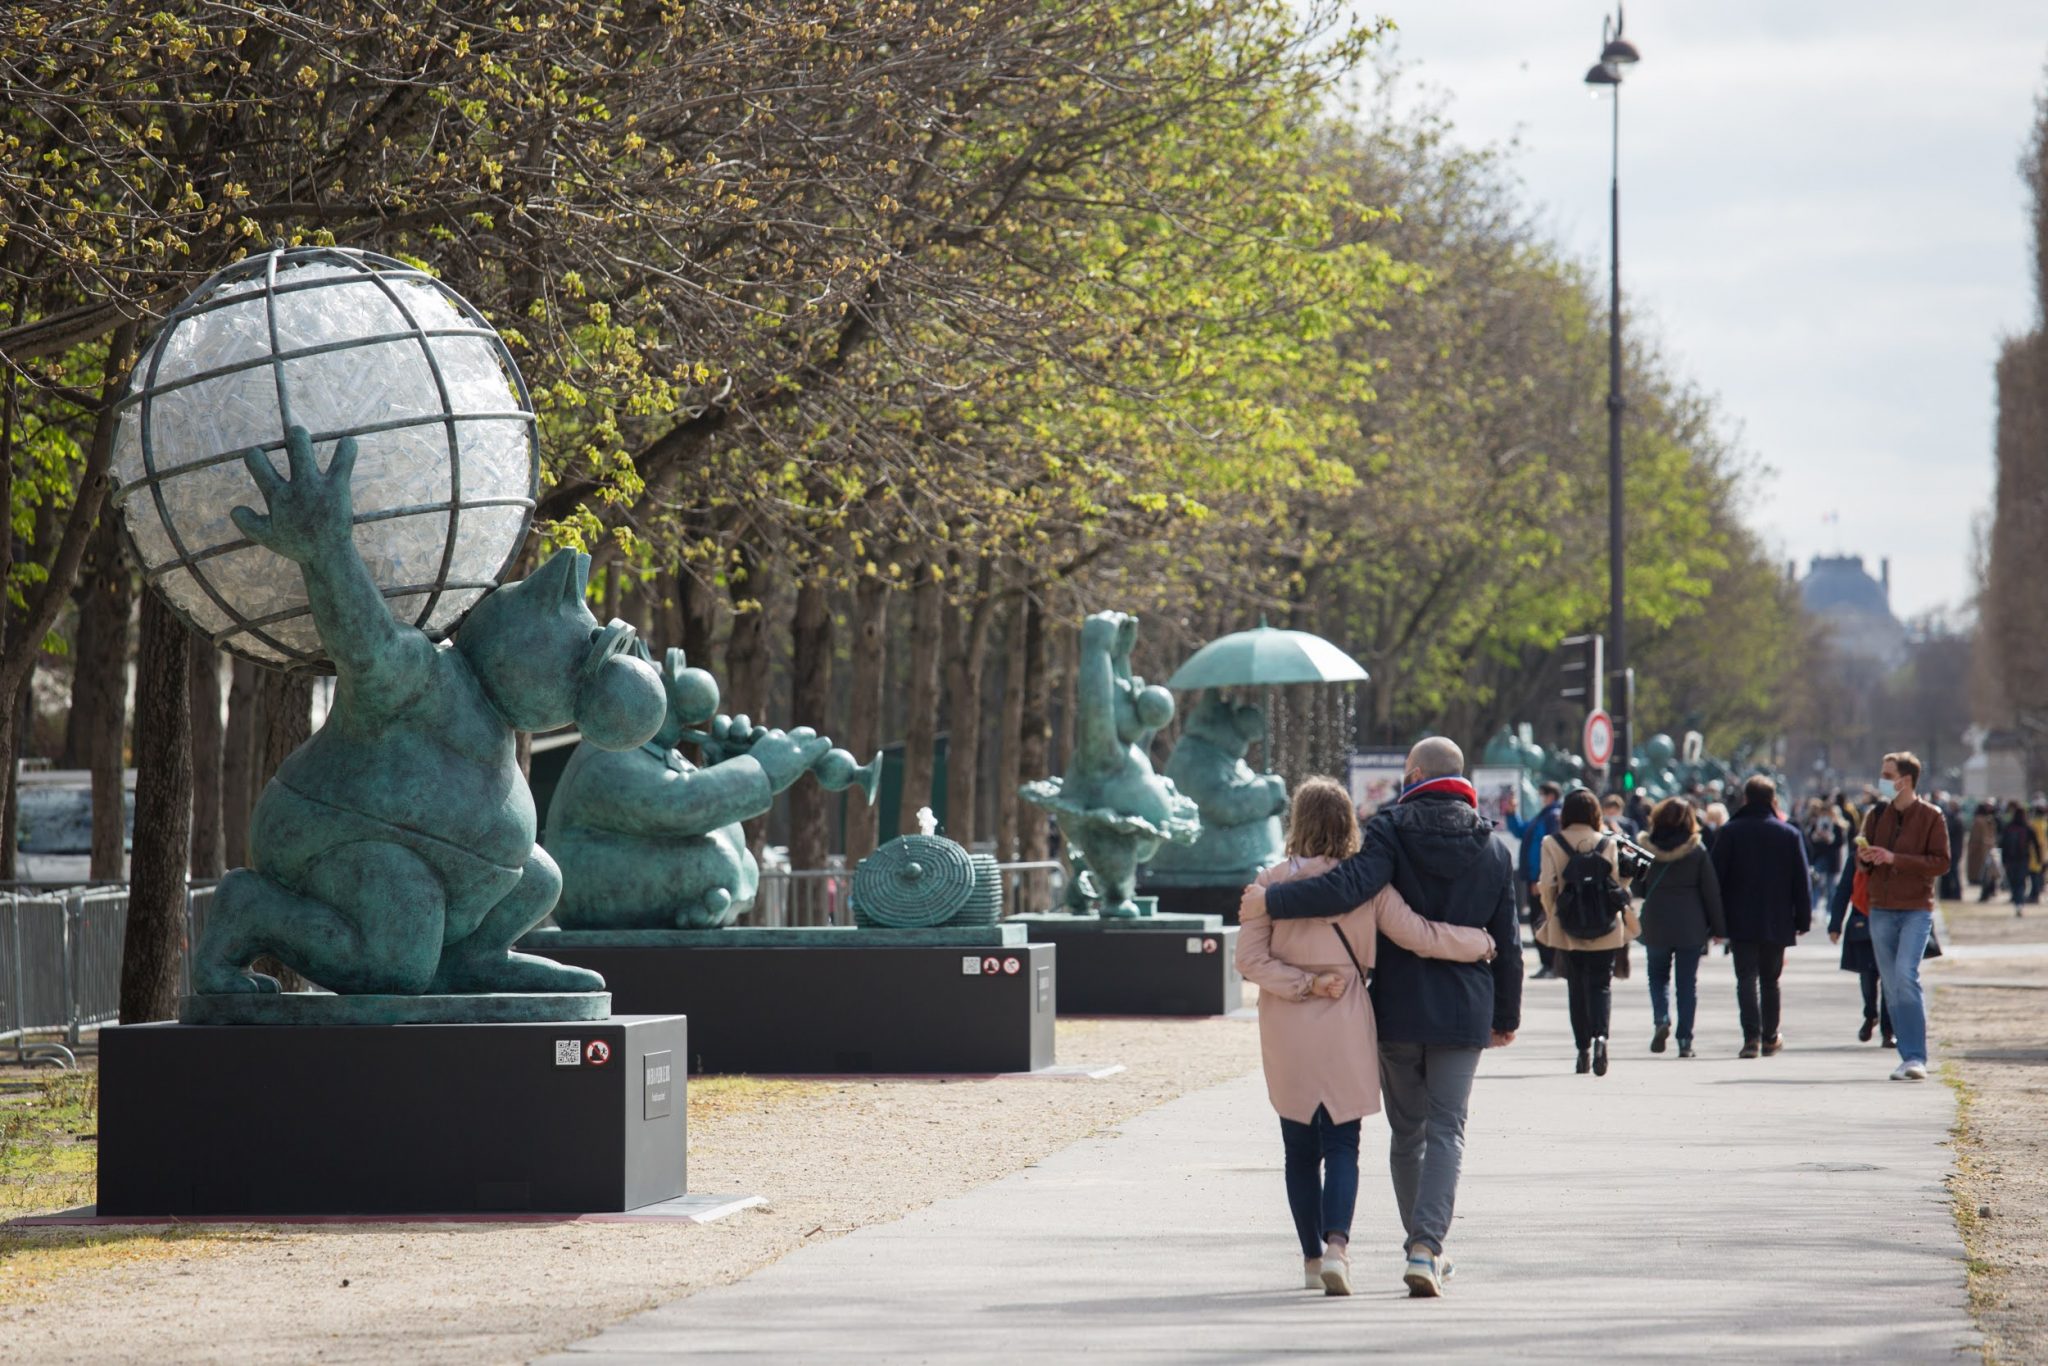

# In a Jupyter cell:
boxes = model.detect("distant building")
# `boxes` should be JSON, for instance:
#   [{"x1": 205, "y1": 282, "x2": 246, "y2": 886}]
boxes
[{"x1": 1798, "y1": 554, "x2": 1907, "y2": 671}]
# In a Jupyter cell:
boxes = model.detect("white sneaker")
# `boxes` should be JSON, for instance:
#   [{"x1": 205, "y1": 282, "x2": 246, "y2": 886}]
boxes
[
  {"x1": 1403, "y1": 1246, "x2": 1442, "y2": 1298},
  {"x1": 1890, "y1": 1060, "x2": 1929, "y2": 1081},
  {"x1": 1320, "y1": 1246, "x2": 1353, "y2": 1296},
  {"x1": 1303, "y1": 1257, "x2": 1323, "y2": 1290}
]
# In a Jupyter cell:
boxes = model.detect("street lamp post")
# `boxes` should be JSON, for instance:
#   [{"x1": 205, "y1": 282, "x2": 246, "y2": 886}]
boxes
[{"x1": 1585, "y1": 7, "x2": 1640, "y2": 794}]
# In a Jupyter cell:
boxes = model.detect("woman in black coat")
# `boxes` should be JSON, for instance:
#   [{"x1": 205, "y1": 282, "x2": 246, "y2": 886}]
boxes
[
  {"x1": 1634, "y1": 797, "x2": 1725, "y2": 1059},
  {"x1": 1826, "y1": 861, "x2": 1893, "y2": 1048},
  {"x1": 1998, "y1": 802, "x2": 2042, "y2": 911}
]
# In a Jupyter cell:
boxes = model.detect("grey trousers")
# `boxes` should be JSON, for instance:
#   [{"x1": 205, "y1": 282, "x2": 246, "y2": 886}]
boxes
[{"x1": 1378, "y1": 1041, "x2": 1482, "y2": 1256}]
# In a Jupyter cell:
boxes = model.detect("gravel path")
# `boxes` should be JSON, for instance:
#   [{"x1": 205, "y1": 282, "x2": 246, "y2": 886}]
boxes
[
  {"x1": 0, "y1": 1010, "x2": 1261, "y2": 1364},
  {"x1": 1931, "y1": 899, "x2": 2048, "y2": 1363}
]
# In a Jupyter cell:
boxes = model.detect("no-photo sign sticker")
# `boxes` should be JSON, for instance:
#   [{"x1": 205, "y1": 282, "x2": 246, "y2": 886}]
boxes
[{"x1": 1002, "y1": 956, "x2": 1022, "y2": 975}]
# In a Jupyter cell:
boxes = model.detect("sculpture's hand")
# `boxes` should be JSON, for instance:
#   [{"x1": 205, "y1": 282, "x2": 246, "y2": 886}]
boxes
[
  {"x1": 228, "y1": 425, "x2": 357, "y2": 564},
  {"x1": 750, "y1": 726, "x2": 833, "y2": 792},
  {"x1": 1080, "y1": 612, "x2": 1123, "y2": 654},
  {"x1": 1263, "y1": 774, "x2": 1289, "y2": 814}
]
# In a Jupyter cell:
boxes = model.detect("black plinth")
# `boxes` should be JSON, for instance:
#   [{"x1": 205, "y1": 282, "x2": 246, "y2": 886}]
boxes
[
  {"x1": 1138, "y1": 882, "x2": 1249, "y2": 925},
  {"x1": 531, "y1": 942, "x2": 1056, "y2": 1074},
  {"x1": 98, "y1": 1015, "x2": 686, "y2": 1217},
  {"x1": 1014, "y1": 918, "x2": 1242, "y2": 1016}
]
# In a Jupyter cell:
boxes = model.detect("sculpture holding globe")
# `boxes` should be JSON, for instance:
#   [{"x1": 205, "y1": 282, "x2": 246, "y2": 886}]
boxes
[{"x1": 108, "y1": 249, "x2": 670, "y2": 1018}]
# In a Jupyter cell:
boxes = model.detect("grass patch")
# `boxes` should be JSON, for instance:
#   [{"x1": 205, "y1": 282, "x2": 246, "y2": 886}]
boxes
[
  {"x1": 0, "y1": 1071, "x2": 99, "y2": 1220},
  {"x1": 688, "y1": 1074, "x2": 823, "y2": 1121},
  {"x1": 0, "y1": 1226, "x2": 278, "y2": 1306},
  {"x1": 1943, "y1": 1054, "x2": 2004, "y2": 1358}
]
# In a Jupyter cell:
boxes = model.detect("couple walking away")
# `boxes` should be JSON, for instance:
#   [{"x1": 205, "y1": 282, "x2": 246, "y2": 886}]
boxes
[{"x1": 1238, "y1": 739, "x2": 1521, "y2": 1299}]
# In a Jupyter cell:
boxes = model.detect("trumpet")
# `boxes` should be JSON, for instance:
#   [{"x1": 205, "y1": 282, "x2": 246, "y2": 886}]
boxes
[{"x1": 679, "y1": 721, "x2": 883, "y2": 807}]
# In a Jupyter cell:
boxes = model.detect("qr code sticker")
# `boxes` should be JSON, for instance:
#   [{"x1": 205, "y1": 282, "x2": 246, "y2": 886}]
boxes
[{"x1": 554, "y1": 1039, "x2": 582, "y2": 1066}]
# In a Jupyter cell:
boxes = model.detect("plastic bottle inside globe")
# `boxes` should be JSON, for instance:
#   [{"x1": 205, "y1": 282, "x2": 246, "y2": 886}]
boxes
[{"x1": 916, "y1": 807, "x2": 939, "y2": 838}]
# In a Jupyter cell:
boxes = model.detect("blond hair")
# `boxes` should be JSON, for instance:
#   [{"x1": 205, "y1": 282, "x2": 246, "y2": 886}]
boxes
[{"x1": 1285, "y1": 776, "x2": 1362, "y2": 860}]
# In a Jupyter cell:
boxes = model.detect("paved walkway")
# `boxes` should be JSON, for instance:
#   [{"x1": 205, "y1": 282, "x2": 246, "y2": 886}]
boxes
[{"x1": 552, "y1": 947, "x2": 1976, "y2": 1363}]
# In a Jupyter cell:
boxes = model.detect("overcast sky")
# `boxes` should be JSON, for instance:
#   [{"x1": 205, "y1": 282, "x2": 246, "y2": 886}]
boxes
[{"x1": 1364, "y1": 2, "x2": 2045, "y2": 621}]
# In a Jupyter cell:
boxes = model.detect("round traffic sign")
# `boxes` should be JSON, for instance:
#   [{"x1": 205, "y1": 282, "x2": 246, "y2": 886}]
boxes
[{"x1": 1583, "y1": 709, "x2": 1615, "y2": 768}]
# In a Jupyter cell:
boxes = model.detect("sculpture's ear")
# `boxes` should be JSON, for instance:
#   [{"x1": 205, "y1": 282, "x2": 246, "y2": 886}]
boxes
[
  {"x1": 664, "y1": 647, "x2": 687, "y2": 681},
  {"x1": 519, "y1": 547, "x2": 580, "y2": 604},
  {"x1": 566, "y1": 550, "x2": 592, "y2": 602}
]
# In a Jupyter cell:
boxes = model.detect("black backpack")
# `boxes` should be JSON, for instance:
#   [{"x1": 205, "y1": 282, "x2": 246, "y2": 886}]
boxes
[{"x1": 1552, "y1": 833, "x2": 1630, "y2": 939}]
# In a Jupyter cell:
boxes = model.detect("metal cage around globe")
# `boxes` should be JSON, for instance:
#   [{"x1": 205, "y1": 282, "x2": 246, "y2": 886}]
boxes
[{"x1": 108, "y1": 246, "x2": 540, "y2": 671}]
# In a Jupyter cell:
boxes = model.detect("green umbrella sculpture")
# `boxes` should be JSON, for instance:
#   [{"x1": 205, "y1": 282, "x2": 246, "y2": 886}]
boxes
[
  {"x1": 1143, "y1": 624, "x2": 1368, "y2": 891},
  {"x1": 1165, "y1": 624, "x2": 1368, "y2": 690}
]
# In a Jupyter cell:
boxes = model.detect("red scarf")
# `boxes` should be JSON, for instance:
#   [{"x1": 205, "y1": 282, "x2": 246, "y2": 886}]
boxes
[{"x1": 1400, "y1": 775, "x2": 1478, "y2": 808}]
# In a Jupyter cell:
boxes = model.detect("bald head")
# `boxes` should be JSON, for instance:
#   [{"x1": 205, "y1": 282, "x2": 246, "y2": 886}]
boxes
[{"x1": 1407, "y1": 736, "x2": 1465, "y2": 783}]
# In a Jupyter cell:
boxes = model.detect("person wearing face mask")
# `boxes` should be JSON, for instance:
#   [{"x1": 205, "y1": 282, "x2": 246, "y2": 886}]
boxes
[{"x1": 1856, "y1": 752, "x2": 1952, "y2": 1081}]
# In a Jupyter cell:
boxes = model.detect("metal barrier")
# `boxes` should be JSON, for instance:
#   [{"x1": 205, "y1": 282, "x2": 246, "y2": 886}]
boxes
[
  {"x1": 743, "y1": 859, "x2": 1067, "y2": 927},
  {"x1": 0, "y1": 883, "x2": 218, "y2": 1067}
]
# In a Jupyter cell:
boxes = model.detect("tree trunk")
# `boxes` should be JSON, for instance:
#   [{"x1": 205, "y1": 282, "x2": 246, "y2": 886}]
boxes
[
  {"x1": 61, "y1": 514, "x2": 132, "y2": 768},
  {"x1": 1016, "y1": 599, "x2": 1054, "y2": 910},
  {"x1": 994, "y1": 600, "x2": 1028, "y2": 862},
  {"x1": 724, "y1": 547, "x2": 773, "y2": 718},
  {"x1": 68, "y1": 515, "x2": 135, "y2": 879},
  {"x1": 120, "y1": 594, "x2": 191, "y2": 1023},
  {"x1": 844, "y1": 576, "x2": 890, "y2": 863},
  {"x1": 787, "y1": 579, "x2": 834, "y2": 869},
  {"x1": 187, "y1": 646, "x2": 226, "y2": 878},
  {"x1": 898, "y1": 569, "x2": 944, "y2": 836},
  {"x1": 677, "y1": 565, "x2": 718, "y2": 671},
  {"x1": 258, "y1": 670, "x2": 314, "y2": 783},
  {"x1": 220, "y1": 658, "x2": 260, "y2": 867},
  {"x1": 943, "y1": 561, "x2": 996, "y2": 845}
]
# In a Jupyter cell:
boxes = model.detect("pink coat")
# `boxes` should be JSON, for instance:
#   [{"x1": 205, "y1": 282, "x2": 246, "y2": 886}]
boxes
[{"x1": 1237, "y1": 855, "x2": 1497, "y2": 1125}]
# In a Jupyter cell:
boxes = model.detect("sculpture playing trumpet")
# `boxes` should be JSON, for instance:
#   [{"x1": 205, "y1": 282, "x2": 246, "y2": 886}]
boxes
[{"x1": 683, "y1": 713, "x2": 883, "y2": 806}]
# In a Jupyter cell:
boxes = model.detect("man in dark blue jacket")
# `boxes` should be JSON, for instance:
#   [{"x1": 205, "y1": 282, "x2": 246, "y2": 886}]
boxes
[
  {"x1": 1507, "y1": 782, "x2": 1563, "y2": 977},
  {"x1": 1708, "y1": 774, "x2": 1812, "y2": 1058},
  {"x1": 1240, "y1": 736, "x2": 1520, "y2": 1299}
]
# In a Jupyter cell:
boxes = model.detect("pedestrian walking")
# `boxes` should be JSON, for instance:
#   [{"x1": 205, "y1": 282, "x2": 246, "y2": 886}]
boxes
[
  {"x1": 1242, "y1": 737, "x2": 1522, "y2": 1299},
  {"x1": 1803, "y1": 797, "x2": 1847, "y2": 911},
  {"x1": 1508, "y1": 781, "x2": 1564, "y2": 979},
  {"x1": 1235, "y1": 778, "x2": 1496, "y2": 1297},
  {"x1": 1825, "y1": 857, "x2": 1893, "y2": 1048},
  {"x1": 1938, "y1": 794, "x2": 1965, "y2": 903},
  {"x1": 1709, "y1": 774, "x2": 1813, "y2": 1059},
  {"x1": 1968, "y1": 801, "x2": 2000, "y2": 901},
  {"x1": 1536, "y1": 789, "x2": 1641, "y2": 1078},
  {"x1": 1998, "y1": 800, "x2": 2040, "y2": 912},
  {"x1": 1857, "y1": 751, "x2": 1952, "y2": 1081},
  {"x1": 1701, "y1": 801, "x2": 1730, "y2": 853},
  {"x1": 1602, "y1": 793, "x2": 1639, "y2": 839},
  {"x1": 2029, "y1": 802, "x2": 2048, "y2": 906},
  {"x1": 1634, "y1": 797, "x2": 1725, "y2": 1059}
]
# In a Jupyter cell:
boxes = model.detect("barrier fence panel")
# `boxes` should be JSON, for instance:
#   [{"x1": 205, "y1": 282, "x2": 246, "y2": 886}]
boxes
[
  {"x1": 0, "y1": 882, "x2": 218, "y2": 1066},
  {"x1": 744, "y1": 860, "x2": 1068, "y2": 928}
]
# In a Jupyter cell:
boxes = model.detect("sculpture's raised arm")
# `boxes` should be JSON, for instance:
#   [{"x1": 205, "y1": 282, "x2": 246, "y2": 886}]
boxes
[
  {"x1": 228, "y1": 425, "x2": 431, "y2": 705},
  {"x1": 1073, "y1": 612, "x2": 1125, "y2": 774}
]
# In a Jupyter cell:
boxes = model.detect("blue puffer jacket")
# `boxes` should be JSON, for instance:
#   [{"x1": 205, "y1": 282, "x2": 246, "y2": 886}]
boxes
[
  {"x1": 1265, "y1": 791, "x2": 1522, "y2": 1047},
  {"x1": 1508, "y1": 800, "x2": 1561, "y2": 886}
]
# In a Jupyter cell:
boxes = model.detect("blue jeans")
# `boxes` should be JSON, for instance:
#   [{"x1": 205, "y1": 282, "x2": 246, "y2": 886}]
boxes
[
  {"x1": 1646, "y1": 944, "x2": 1706, "y2": 1043},
  {"x1": 1868, "y1": 908, "x2": 1934, "y2": 1064},
  {"x1": 1279, "y1": 1105, "x2": 1360, "y2": 1258}
]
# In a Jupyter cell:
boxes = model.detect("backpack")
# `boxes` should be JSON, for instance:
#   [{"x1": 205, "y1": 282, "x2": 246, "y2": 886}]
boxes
[{"x1": 1551, "y1": 833, "x2": 1630, "y2": 940}]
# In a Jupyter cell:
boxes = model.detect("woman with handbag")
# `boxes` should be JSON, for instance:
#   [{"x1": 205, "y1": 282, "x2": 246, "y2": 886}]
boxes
[
  {"x1": 1826, "y1": 857, "x2": 1894, "y2": 1048},
  {"x1": 1634, "y1": 797, "x2": 1725, "y2": 1059},
  {"x1": 1235, "y1": 777, "x2": 1496, "y2": 1297},
  {"x1": 1537, "y1": 788, "x2": 1642, "y2": 1077}
]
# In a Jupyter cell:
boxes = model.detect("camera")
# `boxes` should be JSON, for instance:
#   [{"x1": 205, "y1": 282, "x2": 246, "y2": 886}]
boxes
[{"x1": 1613, "y1": 838, "x2": 1656, "y2": 881}]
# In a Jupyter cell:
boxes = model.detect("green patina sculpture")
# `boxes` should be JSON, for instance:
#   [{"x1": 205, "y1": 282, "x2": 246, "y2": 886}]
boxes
[
  {"x1": 1020, "y1": 612, "x2": 1199, "y2": 918},
  {"x1": 1141, "y1": 690, "x2": 1286, "y2": 887},
  {"x1": 190, "y1": 427, "x2": 669, "y2": 999},
  {"x1": 546, "y1": 646, "x2": 877, "y2": 929},
  {"x1": 850, "y1": 815, "x2": 1003, "y2": 929}
]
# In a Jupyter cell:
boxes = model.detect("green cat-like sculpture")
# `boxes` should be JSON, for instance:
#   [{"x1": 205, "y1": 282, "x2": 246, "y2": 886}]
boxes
[
  {"x1": 545, "y1": 647, "x2": 834, "y2": 929},
  {"x1": 1141, "y1": 690, "x2": 1286, "y2": 887},
  {"x1": 1020, "y1": 612, "x2": 1199, "y2": 918},
  {"x1": 186, "y1": 427, "x2": 668, "y2": 1015}
]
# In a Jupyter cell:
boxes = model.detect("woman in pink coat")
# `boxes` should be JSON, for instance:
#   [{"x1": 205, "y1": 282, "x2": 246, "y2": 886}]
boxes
[{"x1": 1236, "y1": 778, "x2": 1497, "y2": 1296}]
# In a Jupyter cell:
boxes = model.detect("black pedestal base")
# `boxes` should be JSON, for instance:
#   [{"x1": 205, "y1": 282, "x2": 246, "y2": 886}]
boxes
[
  {"x1": 1137, "y1": 882, "x2": 1250, "y2": 925},
  {"x1": 98, "y1": 1016, "x2": 687, "y2": 1217},
  {"x1": 530, "y1": 943, "x2": 1057, "y2": 1074},
  {"x1": 1013, "y1": 920, "x2": 1241, "y2": 1015}
]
